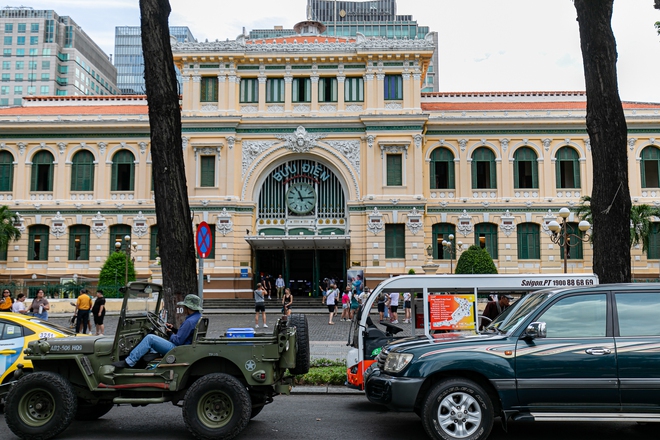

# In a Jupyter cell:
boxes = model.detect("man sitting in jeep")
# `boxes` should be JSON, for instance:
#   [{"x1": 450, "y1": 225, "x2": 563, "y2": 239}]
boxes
[{"x1": 112, "y1": 294, "x2": 202, "y2": 368}]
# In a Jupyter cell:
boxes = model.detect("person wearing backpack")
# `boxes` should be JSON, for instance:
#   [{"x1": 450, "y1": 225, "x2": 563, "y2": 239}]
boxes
[{"x1": 349, "y1": 288, "x2": 360, "y2": 320}]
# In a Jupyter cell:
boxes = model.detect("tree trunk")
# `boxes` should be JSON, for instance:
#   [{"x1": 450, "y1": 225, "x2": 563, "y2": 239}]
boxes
[
  {"x1": 574, "y1": 1, "x2": 631, "y2": 283},
  {"x1": 139, "y1": 0, "x2": 198, "y2": 325}
]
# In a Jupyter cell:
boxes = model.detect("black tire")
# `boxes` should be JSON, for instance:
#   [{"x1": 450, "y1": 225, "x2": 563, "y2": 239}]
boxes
[
  {"x1": 287, "y1": 314, "x2": 310, "y2": 375},
  {"x1": 74, "y1": 401, "x2": 114, "y2": 421},
  {"x1": 421, "y1": 378, "x2": 494, "y2": 440},
  {"x1": 182, "y1": 373, "x2": 251, "y2": 440},
  {"x1": 5, "y1": 371, "x2": 78, "y2": 440}
]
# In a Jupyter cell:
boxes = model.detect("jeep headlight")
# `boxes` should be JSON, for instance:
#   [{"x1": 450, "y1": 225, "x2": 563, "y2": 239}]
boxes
[{"x1": 383, "y1": 352, "x2": 413, "y2": 373}]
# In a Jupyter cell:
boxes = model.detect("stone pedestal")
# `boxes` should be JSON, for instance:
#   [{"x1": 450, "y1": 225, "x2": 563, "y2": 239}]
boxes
[{"x1": 421, "y1": 263, "x2": 439, "y2": 275}]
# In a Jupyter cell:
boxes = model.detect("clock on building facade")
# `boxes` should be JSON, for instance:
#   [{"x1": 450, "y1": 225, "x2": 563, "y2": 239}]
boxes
[{"x1": 285, "y1": 182, "x2": 317, "y2": 215}]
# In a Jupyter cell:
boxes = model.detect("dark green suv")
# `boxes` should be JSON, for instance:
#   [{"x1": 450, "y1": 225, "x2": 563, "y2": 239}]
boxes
[{"x1": 365, "y1": 283, "x2": 660, "y2": 440}]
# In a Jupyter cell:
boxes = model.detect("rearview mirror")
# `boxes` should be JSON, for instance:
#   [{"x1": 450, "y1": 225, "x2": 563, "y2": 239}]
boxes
[{"x1": 525, "y1": 322, "x2": 547, "y2": 339}]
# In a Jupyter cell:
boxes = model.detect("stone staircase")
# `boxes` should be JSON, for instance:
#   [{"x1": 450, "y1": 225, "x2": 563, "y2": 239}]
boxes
[{"x1": 202, "y1": 295, "x2": 326, "y2": 310}]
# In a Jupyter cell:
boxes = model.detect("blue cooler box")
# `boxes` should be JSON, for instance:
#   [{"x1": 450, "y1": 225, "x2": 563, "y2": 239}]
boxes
[{"x1": 226, "y1": 328, "x2": 255, "y2": 338}]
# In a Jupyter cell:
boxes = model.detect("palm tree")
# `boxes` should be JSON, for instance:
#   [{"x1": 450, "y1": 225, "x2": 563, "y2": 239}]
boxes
[
  {"x1": 0, "y1": 205, "x2": 21, "y2": 254},
  {"x1": 575, "y1": 196, "x2": 660, "y2": 253}
]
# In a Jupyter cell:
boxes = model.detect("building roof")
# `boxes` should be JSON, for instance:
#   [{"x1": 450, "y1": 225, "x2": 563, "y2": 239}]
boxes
[{"x1": 0, "y1": 96, "x2": 149, "y2": 117}]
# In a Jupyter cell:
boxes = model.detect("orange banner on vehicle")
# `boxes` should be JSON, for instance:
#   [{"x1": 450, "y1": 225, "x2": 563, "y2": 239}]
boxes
[{"x1": 428, "y1": 294, "x2": 476, "y2": 331}]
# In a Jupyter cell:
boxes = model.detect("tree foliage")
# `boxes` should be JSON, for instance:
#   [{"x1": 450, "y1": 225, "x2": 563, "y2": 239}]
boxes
[
  {"x1": 98, "y1": 252, "x2": 136, "y2": 297},
  {"x1": 0, "y1": 205, "x2": 21, "y2": 252},
  {"x1": 140, "y1": 0, "x2": 198, "y2": 325},
  {"x1": 574, "y1": 1, "x2": 631, "y2": 283},
  {"x1": 455, "y1": 245, "x2": 498, "y2": 275}
]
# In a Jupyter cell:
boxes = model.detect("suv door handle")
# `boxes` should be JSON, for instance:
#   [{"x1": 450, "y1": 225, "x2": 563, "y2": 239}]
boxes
[{"x1": 585, "y1": 347, "x2": 611, "y2": 356}]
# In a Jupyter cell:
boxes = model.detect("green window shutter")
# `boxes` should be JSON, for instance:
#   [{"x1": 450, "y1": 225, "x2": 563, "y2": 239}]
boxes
[
  {"x1": 317, "y1": 78, "x2": 324, "y2": 102},
  {"x1": 564, "y1": 223, "x2": 584, "y2": 259},
  {"x1": 573, "y1": 157, "x2": 581, "y2": 188},
  {"x1": 200, "y1": 156, "x2": 215, "y2": 187},
  {"x1": 240, "y1": 79, "x2": 258, "y2": 103},
  {"x1": 517, "y1": 223, "x2": 540, "y2": 260},
  {"x1": 386, "y1": 154, "x2": 402, "y2": 186},
  {"x1": 112, "y1": 150, "x2": 135, "y2": 191},
  {"x1": 150, "y1": 225, "x2": 159, "y2": 260},
  {"x1": 109, "y1": 224, "x2": 132, "y2": 255},
  {"x1": 489, "y1": 158, "x2": 496, "y2": 189},
  {"x1": 649, "y1": 223, "x2": 660, "y2": 259},
  {"x1": 513, "y1": 153, "x2": 520, "y2": 188},
  {"x1": 432, "y1": 223, "x2": 456, "y2": 259},
  {"x1": 0, "y1": 151, "x2": 13, "y2": 191},
  {"x1": 475, "y1": 223, "x2": 498, "y2": 259},
  {"x1": 68, "y1": 225, "x2": 89, "y2": 260},
  {"x1": 200, "y1": 77, "x2": 217, "y2": 102},
  {"x1": 292, "y1": 78, "x2": 299, "y2": 102},
  {"x1": 31, "y1": 151, "x2": 54, "y2": 191},
  {"x1": 29, "y1": 225, "x2": 49, "y2": 261},
  {"x1": 331, "y1": 77, "x2": 337, "y2": 102},
  {"x1": 304, "y1": 78, "x2": 311, "y2": 102},
  {"x1": 71, "y1": 150, "x2": 94, "y2": 191},
  {"x1": 385, "y1": 224, "x2": 405, "y2": 258},
  {"x1": 555, "y1": 154, "x2": 562, "y2": 188}
]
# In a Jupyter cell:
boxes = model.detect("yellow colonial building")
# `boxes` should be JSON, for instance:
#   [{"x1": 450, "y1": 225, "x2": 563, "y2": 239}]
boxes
[{"x1": 1, "y1": 21, "x2": 659, "y2": 297}]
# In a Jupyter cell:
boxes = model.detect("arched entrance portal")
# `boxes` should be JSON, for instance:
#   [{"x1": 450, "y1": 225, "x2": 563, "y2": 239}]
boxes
[{"x1": 247, "y1": 158, "x2": 350, "y2": 298}]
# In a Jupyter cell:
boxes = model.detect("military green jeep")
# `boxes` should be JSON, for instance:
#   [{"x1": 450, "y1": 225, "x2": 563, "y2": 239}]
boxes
[{"x1": 4, "y1": 282, "x2": 310, "y2": 440}]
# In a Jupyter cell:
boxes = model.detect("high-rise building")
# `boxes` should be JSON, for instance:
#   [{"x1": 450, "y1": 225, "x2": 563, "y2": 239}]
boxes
[
  {"x1": 0, "y1": 6, "x2": 117, "y2": 106},
  {"x1": 250, "y1": 1, "x2": 438, "y2": 92},
  {"x1": 114, "y1": 26, "x2": 195, "y2": 95}
]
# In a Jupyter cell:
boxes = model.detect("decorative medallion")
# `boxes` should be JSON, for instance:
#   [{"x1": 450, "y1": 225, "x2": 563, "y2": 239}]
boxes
[
  {"x1": 216, "y1": 208, "x2": 234, "y2": 236},
  {"x1": 457, "y1": 210, "x2": 473, "y2": 237},
  {"x1": 367, "y1": 207, "x2": 384, "y2": 235},
  {"x1": 406, "y1": 207, "x2": 423, "y2": 235},
  {"x1": 50, "y1": 212, "x2": 67, "y2": 238},
  {"x1": 276, "y1": 126, "x2": 325, "y2": 154},
  {"x1": 499, "y1": 210, "x2": 516, "y2": 237},
  {"x1": 132, "y1": 211, "x2": 148, "y2": 238}
]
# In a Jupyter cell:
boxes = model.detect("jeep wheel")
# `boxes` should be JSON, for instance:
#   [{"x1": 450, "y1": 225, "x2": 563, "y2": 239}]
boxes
[
  {"x1": 5, "y1": 371, "x2": 77, "y2": 440},
  {"x1": 75, "y1": 401, "x2": 114, "y2": 421},
  {"x1": 421, "y1": 378, "x2": 493, "y2": 440},
  {"x1": 287, "y1": 314, "x2": 310, "y2": 375},
  {"x1": 183, "y1": 373, "x2": 251, "y2": 440}
]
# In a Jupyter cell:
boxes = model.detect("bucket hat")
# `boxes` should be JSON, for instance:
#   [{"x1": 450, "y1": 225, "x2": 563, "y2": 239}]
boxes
[{"x1": 177, "y1": 294, "x2": 203, "y2": 311}]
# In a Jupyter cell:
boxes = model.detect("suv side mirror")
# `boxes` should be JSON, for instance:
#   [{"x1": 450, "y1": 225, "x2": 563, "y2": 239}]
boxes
[{"x1": 524, "y1": 322, "x2": 547, "y2": 339}]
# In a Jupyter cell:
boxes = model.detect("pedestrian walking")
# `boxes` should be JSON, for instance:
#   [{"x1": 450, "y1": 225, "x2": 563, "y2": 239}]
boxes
[
  {"x1": 324, "y1": 283, "x2": 337, "y2": 325},
  {"x1": 389, "y1": 291, "x2": 400, "y2": 324},
  {"x1": 282, "y1": 288, "x2": 293, "y2": 316},
  {"x1": 75, "y1": 288, "x2": 93, "y2": 334},
  {"x1": 92, "y1": 290, "x2": 106, "y2": 335},
  {"x1": 377, "y1": 291, "x2": 387, "y2": 322},
  {"x1": 403, "y1": 291, "x2": 412, "y2": 323},
  {"x1": 254, "y1": 283, "x2": 268, "y2": 328},
  {"x1": 275, "y1": 274, "x2": 286, "y2": 299},
  {"x1": 28, "y1": 289, "x2": 50, "y2": 320},
  {"x1": 341, "y1": 287, "x2": 350, "y2": 321},
  {"x1": 349, "y1": 288, "x2": 360, "y2": 320}
]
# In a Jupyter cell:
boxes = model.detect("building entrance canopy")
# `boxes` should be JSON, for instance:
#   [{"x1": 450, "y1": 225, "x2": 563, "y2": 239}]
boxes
[{"x1": 245, "y1": 234, "x2": 350, "y2": 250}]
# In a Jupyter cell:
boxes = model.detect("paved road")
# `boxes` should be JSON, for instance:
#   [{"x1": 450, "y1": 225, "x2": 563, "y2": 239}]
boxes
[{"x1": 0, "y1": 394, "x2": 652, "y2": 440}]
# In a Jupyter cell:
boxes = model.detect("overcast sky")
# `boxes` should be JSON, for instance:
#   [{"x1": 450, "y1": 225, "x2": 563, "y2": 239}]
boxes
[{"x1": 7, "y1": 0, "x2": 660, "y2": 102}]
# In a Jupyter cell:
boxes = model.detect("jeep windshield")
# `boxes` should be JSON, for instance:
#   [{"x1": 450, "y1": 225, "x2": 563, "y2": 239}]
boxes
[{"x1": 488, "y1": 289, "x2": 556, "y2": 333}]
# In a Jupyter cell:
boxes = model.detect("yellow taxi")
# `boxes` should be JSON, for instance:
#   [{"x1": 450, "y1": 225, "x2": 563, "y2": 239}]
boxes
[{"x1": 0, "y1": 313, "x2": 77, "y2": 391}]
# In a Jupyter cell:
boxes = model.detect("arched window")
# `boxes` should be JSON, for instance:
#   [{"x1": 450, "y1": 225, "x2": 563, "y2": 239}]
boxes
[
  {"x1": 28, "y1": 224, "x2": 49, "y2": 261},
  {"x1": 513, "y1": 147, "x2": 538, "y2": 189},
  {"x1": 471, "y1": 147, "x2": 496, "y2": 189},
  {"x1": 432, "y1": 223, "x2": 456, "y2": 260},
  {"x1": 517, "y1": 223, "x2": 540, "y2": 260},
  {"x1": 640, "y1": 146, "x2": 660, "y2": 188},
  {"x1": 0, "y1": 150, "x2": 14, "y2": 191},
  {"x1": 111, "y1": 150, "x2": 135, "y2": 191},
  {"x1": 475, "y1": 222, "x2": 498, "y2": 259},
  {"x1": 555, "y1": 147, "x2": 581, "y2": 189},
  {"x1": 71, "y1": 150, "x2": 95, "y2": 191},
  {"x1": 430, "y1": 148, "x2": 455, "y2": 189},
  {"x1": 109, "y1": 224, "x2": 131, "y2": 255},
  {"x1": 68, "y1": 225, "x2": 90, "y2": 260},
  {"x1": 31, "y1": 150, "x2": 54, "y2": 191}
]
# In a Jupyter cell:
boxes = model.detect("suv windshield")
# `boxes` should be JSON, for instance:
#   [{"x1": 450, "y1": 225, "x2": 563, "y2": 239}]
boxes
[{"x1": 489, "y1": 290, "x2": 555, "y2": 333}]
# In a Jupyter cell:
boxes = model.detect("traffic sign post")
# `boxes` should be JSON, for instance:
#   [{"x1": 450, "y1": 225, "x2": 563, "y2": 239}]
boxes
[{"x1": 196, "y1": 222, "x2": 213, "y2": 301}]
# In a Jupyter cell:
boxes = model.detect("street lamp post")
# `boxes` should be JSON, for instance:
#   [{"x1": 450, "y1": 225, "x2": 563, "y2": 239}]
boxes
[
  {"x1": 115, "y1": 235, "x2": 138, "y2": 286},
  {"x1": 548, "y1": 207, "x2": 591, "y2": 273},
  {"x1": 440, "y1": 234, "x2": 463, "y2": 274}
]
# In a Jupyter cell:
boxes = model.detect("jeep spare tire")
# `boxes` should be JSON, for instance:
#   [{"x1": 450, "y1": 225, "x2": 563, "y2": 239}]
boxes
[{"x1": 287, "y1": 313, "x2": 310, "y2": 375}]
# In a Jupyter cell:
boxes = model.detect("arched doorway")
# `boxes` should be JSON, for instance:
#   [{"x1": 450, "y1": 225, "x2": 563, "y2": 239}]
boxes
[{"x1": 247, "y1": 158, "x2": 349, "y2": 297}]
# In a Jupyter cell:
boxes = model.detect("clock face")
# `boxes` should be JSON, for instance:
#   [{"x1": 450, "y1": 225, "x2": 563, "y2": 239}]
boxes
[{"x1": 286, "y1": 182, "x2": 317, "y2": 215}]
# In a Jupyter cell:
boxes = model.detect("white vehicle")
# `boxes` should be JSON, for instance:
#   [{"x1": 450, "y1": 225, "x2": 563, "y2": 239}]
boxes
[{"x1": 346, "y1": 273, "x2": 599, "y2": 390}]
